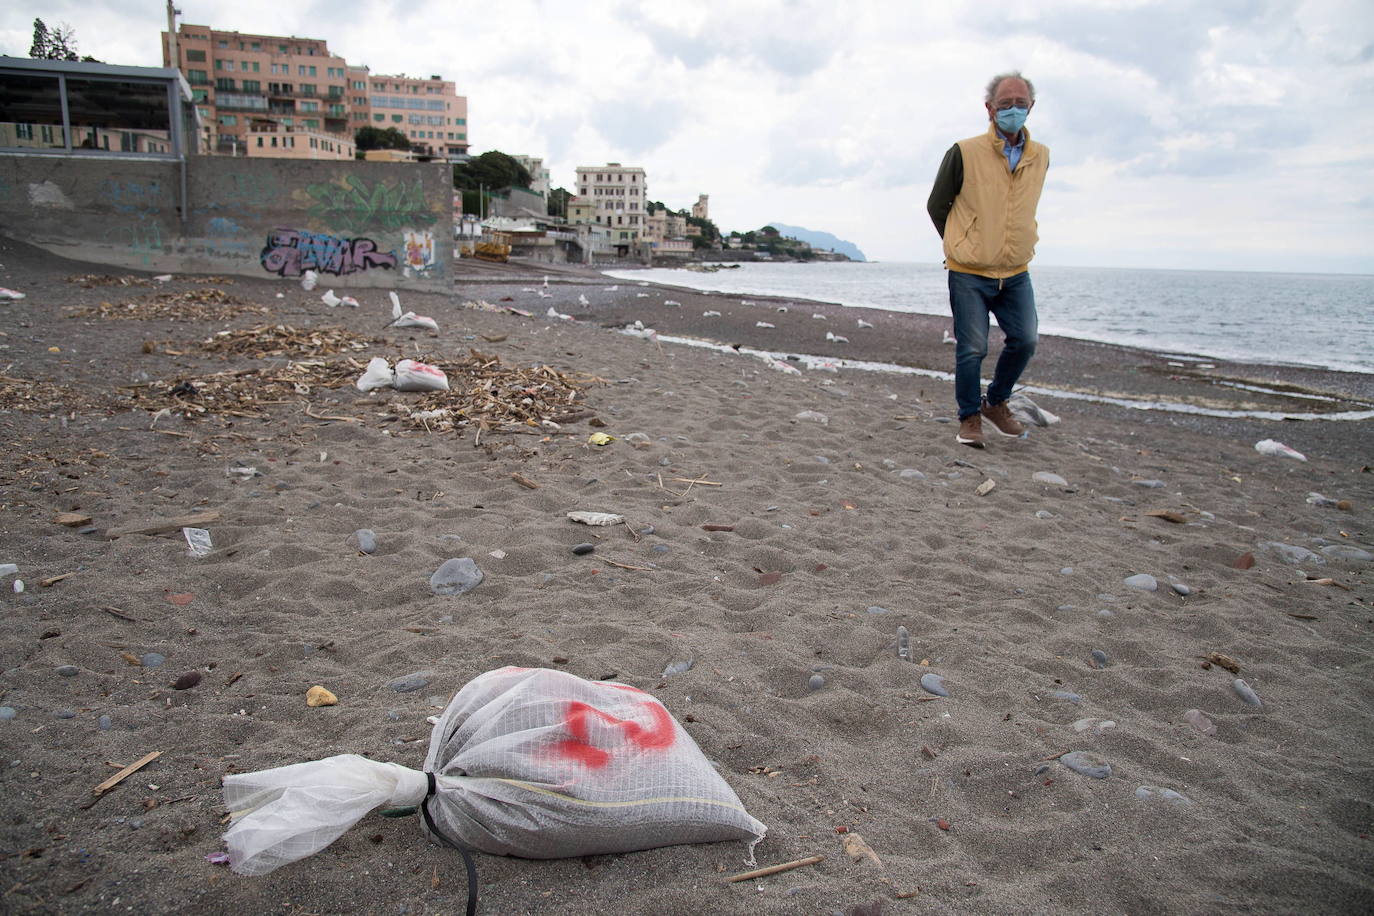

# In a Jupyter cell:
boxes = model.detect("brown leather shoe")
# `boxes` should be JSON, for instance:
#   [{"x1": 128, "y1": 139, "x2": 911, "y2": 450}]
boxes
[
  {"x1": 981, "y1": 399, "x2": 1026, "y2": 437},
  {"x1": 956, "y1": 414, "x2": 985, "y2": 448}
]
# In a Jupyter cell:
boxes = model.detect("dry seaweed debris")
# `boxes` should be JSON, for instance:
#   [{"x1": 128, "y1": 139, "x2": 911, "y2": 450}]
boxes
[
  {"x1": 66, "y1": 274, "x2": 236, "y2": 288},
  {"x1": 140, "y1": 360, "x2": 360, "y2": 418},
  {"x1": 0, "y1": 374, "x2": 115, "y2": 413},
  {"x1": 388, "y1": 349, "x2": 602, "y2": 433},
  {"x1": 197, "y1": 324, "x2": 378, "y2": 359},
  {"x1": 67, "y1": 288, "x2": 267, "y2": 321}
]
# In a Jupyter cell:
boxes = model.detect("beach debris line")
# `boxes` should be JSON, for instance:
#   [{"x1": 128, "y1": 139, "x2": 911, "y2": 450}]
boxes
[
  {"x1": 198, "y1": 324, "x2": 376, "y2": 359},
  {"x1": 320, "y1": 289, "x2": 359, "y2": 308},
  {"x1": 66, "y1": 288, "x2": 266, "y2": 321}
]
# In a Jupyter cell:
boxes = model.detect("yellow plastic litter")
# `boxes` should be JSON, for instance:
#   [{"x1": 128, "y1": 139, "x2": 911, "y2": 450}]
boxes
[{"x1": 587, "y1": 432, "x2": 615, "y2": 447}]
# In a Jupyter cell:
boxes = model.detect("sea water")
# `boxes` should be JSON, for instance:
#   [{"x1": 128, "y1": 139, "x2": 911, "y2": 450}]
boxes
[{"x1": 604, "y1": 261, "x2": 1374, "y2": 375}]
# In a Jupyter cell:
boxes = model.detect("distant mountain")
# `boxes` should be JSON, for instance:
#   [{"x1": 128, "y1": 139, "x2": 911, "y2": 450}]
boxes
[{"x1": 767, "y1": 222, "x2": 866, "y2": 262}]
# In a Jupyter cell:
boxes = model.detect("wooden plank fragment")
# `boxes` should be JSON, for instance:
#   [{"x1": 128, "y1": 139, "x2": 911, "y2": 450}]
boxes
[{"x1": 108, "y1": 511, "x2": 222, "y2": 538}]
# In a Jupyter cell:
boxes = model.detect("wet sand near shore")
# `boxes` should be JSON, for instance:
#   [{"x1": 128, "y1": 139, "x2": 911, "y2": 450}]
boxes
[{"x1": 0, "y1": 240, "x2": 1370, "y2": 915}]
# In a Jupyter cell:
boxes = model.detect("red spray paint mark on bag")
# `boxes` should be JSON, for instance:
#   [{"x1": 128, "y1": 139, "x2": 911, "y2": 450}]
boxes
[{"x1": 553, "y1": 693, "x2": 676, "y2": 769}]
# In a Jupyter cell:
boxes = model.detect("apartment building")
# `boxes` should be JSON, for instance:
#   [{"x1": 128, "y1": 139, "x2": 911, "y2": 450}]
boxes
[
  {"x1": 357, "y1": 68, "x2": 468, "y2": 160},
  {"x1": 162, "y1": 25, "x2": 348, "y2": 155},
  {"x1": 245, "y1": 125, "x2": 354, "y2": 159},
  {"x1": 573, "y1": 162, "x2": 647, "y2": 246},
  {"x1": 162, "y1": 25, "x2": 467, "y2": 159},
  {"x1": 513, "y1": 155, "x2": 551, "y2": 196}
]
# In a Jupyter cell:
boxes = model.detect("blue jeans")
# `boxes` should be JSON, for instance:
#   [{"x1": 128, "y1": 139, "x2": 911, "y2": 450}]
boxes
[{"x1": 948, "y1": 270, "x2": 1038, "y2": 419}]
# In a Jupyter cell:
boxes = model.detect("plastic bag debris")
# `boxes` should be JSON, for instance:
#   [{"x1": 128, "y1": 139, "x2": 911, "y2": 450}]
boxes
[
  {"x1": 221, "y1": 668, "x2": 765, "y2": 875},
  {"x1": 1254, "y1": 439, "x2": 1306, "y2": 461},
  {"x1": 825, "y1": 331, "x2": 849, "y2": 343},
  {"x1": 394, "y1": 359, "x2": 449, "y2": 392},
  {"x1": 388, "y1": 292, "x2": 438, "y2": 331},
  {"x1": 320, "y1": 289, "x2": 358, "y2": 308},
  {"x1": 153, "y1": 274, "x2": 172, "y2": 282},
  {"x1": 356, "y1": 357, "x2": 395, "y2": 392},
  {"x1": 184, "y1": 527, "x2": 213, "y2": 558},
  {"x1": 300, "y1": 270, "x2": 318, "y2": 291},
  {"x1": 567, "y1": 511, "x2": 625, "y2": 526},
  {"x1": 0, "y1": 287, "x2": 26, "y2": 300},
  {"x1": 758, "y1": 355, "x2": 801, "y2": 375}
]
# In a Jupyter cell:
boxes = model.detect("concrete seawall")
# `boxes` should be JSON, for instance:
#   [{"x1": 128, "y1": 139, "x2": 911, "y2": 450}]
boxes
[{"x1": 0, "y1": 155, "x2": 453, "y2": 291}]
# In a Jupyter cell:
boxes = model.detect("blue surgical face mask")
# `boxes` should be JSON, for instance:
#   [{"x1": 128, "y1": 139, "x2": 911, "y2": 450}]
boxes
[{"x1": 995, "y1": 106, "x2": 1028, "y2": 135}]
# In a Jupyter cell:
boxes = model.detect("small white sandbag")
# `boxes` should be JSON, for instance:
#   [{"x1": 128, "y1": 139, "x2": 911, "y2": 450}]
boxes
[
  {"x1": 393, "y1": 359, "x2": 449, "y2": 392},
  {"x1": 220, "y1": 667, "x2": 765, "y2": 875}
]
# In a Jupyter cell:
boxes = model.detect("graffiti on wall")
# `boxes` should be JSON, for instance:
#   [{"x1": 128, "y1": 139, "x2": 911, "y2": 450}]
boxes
[
  {"x1": 304, "y1": 175, "x2": 436, "y2": 234},
  {"x1": 100, "y1": 178, "x2": 167, "y2": 265},
  {"x1": 260, "y1": 228, "x2": 398, "y2": 277},
  {"x1": 403, "y1": 230, "x2": 436, "y2": 273}
]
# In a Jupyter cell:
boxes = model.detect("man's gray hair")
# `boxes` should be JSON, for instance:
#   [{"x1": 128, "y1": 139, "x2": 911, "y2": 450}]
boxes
[{"x1": 985, "y1": 71, "x2": 1035, "y2": 104}]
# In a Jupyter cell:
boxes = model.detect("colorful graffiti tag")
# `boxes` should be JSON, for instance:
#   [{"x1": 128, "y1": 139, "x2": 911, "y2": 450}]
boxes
[
  {"x1": 260, "y1": 228, "x2": 397, "y2": 277},
  {"x1": 403, "y1": 229, "x2": 436, "y2": 272},
  {"x1": 304, "y1": 175, "x2": 436, "y2": 234}
]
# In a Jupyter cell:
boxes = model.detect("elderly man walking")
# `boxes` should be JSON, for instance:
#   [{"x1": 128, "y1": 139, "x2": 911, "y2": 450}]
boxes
[{"x1": 927, "y1": 71, "x2": 1049, "y2": 448}]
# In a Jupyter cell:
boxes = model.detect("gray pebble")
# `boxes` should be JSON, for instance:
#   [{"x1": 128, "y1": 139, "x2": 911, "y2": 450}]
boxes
[
  {"x1": 651, "y1": 544, "x2": 669, "y2": 553},
  {"x1": 1060, "y1": 751, "x2": 1112, "y2": 779},
  {"x1": 571, "y1": 543, "x2": 595, "y2": 556},
  {"x1": 898, "y1": 469, "x2": 926, "y2": 480},
  {"x1": 1091, "y1": 649, "x2": 1110, "y2": 667},
  {"x1": 1096, "y1": 609, "x2": 1115, "y2": 617},
  {"x1": 55, "y1": 665, "x2": 79, "y2": 677},
  {"x1": 1263, "y1": 542, "x2": 1323, "y2": 566},
  {"x1": 0, "y1": 707, "x2": 16, "y2": 720},
  {"x1": 866, "y1": 605, "x2": 889, "y2": 614},
  {"x1": 55, "y1": 710, "x2": 76, "y2": 719},
  {"x1": 1060, "y1": 566, "x2": 1074, "y2": 575},
  {"x1": 141, "y1": 652, "x2": 166, "y2": 669},
  {"x1": 438, "y1": 615, "x2": 453, "y2": 624},
  {"x1": 385, "y1": 710, "x2": 402, "y2": 721},
  {"x1": 1034, "y1": 763, "x2": 1051, "y2": 776},
  {"x1": 807, "y1": 674, "x2": 825, "y2": 691},
  {"x1": 658, "y1": 457, "x2": 671, "y2": 467},
  {"x1": 1132, "y1": 479, "x2": 1166, "y2": 488},
  {"x1": 1032, "y1": 471, "x2": 1068, "y2": 487},
  {"x1": 1170, "y1": 582, "x2": 1191, "y2": 596},
  {"x1": 430, "y1": 557, "x2": 484, "y2": 595},
  {"x1": 1056, "y1": 604, "x2": 1075, "y2": 611},
  {"x1": 1320, "y1": 544, "x2": 1373, "y2": 563},
  {"x1": 352, "y1": 529, "x2": 378, "y2": 555},
  {"x1": 1051, "y1": 690, "x2": 1083, "y2": 704},
  {"x1": 97, "y1": 715, "x2": 112, "y2": 730},
  {"x1": 438, "y1": 534, "x2": 464, "y2": 543},
  {"x1": 920, "y1": 673, "x2": 949, "y2": 697},
  {"x1": 1135, "y1": 785, "x2": 1191, "y2": 805},
  {"x1": 1036, "y1": 510, "x2": 1056, "y2": 519},
  {"x1": 881, "y1": 459, "x2": 897, "y2": 469},
  {"x1": 129, "y1": 819, "x2": 143, "y2": 830},
  {"x1": 389, "y1": 671, "x2": 434, "y2": 693},
  {"x1": 638, "y1": 525, "x2": 655, "y2": 536},
  {"x1": 813, "y1": 456, "x2": 830, "y2": 464},
  {"x1": 1232, "y1": 678, "x2": 1263, "y2": 707},
  {"x1": 1124, "y1": 573, "x2": 1158, "y2": 591}
]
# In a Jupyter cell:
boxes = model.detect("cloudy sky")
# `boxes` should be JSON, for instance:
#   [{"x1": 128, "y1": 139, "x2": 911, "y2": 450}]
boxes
[{"x1": 3, "y1": 0, "x2": 1372, "y2": 272}]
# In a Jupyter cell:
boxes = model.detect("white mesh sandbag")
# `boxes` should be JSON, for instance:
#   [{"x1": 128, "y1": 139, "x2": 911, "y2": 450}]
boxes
[
  {"x1": 421, "y1": 666, "x2": 766, "y2": 857},
  {"x1": 220, "y1": 667, "x2": 765, "y2": 875}
]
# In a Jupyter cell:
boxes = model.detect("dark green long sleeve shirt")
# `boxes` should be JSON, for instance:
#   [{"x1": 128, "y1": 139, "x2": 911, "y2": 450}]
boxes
[{"x1": 926, "y1": 144, "x2": 963, "y2": 239}]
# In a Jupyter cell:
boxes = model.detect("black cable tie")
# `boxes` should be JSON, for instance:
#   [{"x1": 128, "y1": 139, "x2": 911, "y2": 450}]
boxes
[{"x1": 421, "y1": 771, "x2": 479, "y2": 916}]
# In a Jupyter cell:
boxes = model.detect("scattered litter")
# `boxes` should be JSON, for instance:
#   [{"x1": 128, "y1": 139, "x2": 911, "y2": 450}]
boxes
[
  {"x1": 812, "y1": 313, "x2": 826, "y2": 320},
  {"x1": 703, "y1": 310, "x2": 722, "y2": 317},
  {"x1": 394, "y1": 359, "x2": 449, "y2": 392},
  {"x1": 759, "y1": 355, "x2": 801, "y2": 375},
  {"x1": 856, "y1": 319, "x2": 873, "y2": 329},
  {"x1": 578, "y1": 294, "x2": 590, "y2": 306},
  {"x1": 1007, "y1": 394, "x2": 1060, "y2": 427},
  {"x1": 356, "y1": 357, "x2": 395, "y2": 392},
  {"x1": 567, "y1": 511, "x2": 625, "y2": 526},
  {"x1": 183, "y1": 527, "x2": 213, "y2": 558},
  {"x1": 205, "y1": 852, "x2": 231, "y2": 865},
  {"x1": 1254, "y1": 439, "x2": 1306, "y2": 461},
  {"x1": 300, "y1": 270, "x2": 318, "y2": 291},
  {"x1": 1, "y1": 287, "x2": 28, "y2": 300},
  {"x1": 388, "y1": 292, "x2": 438, "y2": 330},
  {"x1": 755, "y1": 321, "x2": 775, "y2": 329},
  {"x1": 825, "y1": 332, "x2": 849, "y2": 343},
  {"x1": 546, "y1": 306, "x2": 572, "y2": 321},
  {"x1": 153, "y1": 274, "x2": 173, "y2": 282},
  {"x1": 588, "y1": 432, "x2": 615, "y2": 446},
  {"x1": 663, "y1": 299, "x2": 680, "y2": 306}
]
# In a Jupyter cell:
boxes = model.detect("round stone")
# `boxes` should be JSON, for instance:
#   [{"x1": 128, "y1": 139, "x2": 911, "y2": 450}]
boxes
[
  {"x1": 920, "y1": 673, "x2": 949, "y2": 697},
  {"x1": 1124, "y1": 573, "x2": 1158, "y2": 591},
  {"x1": 571, "y1": 543, "x2": 595, "y2": 556},
  {"x1": 807, "y1": 674, "x2": 825, "y2": 691},
  {"x1": 55, "y1": 665, "x2": 79, "y2": 677},
  {"x1": 141, "y1": 652, "x2": 166, "y2": 669},
  {"x1": 430, "y1": 557, "x2": 484, "y2": 595}
]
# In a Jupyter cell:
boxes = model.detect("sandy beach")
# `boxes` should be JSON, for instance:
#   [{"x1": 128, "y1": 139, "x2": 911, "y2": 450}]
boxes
[{"x1": 0, "y1": 238, "x2": 1371, "y2": 915}]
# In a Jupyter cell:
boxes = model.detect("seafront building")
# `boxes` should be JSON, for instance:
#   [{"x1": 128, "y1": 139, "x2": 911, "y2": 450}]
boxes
[
  {"x1": 160, "y1": 24, "x2": 467, "y2": 159},
  {"x1": 513, "y1": 155, "x2": 551, "y2": 197},
  {"x1": 571, "y1": 162, "x2": 647, "y2": 254}
]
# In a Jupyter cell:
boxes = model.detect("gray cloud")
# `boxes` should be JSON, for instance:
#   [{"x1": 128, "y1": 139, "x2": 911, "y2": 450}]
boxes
[
  {"x1": 593, "y1": 98, "x2": 685, "y2": 157},
  {"x1": 620, "y1": 2, "x2": 841, "y2": 79}
]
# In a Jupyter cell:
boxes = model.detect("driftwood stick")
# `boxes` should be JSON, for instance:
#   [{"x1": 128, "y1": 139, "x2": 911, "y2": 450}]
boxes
[{"x1": 724, "y1": 854, "x2": 824, "y2": 883}]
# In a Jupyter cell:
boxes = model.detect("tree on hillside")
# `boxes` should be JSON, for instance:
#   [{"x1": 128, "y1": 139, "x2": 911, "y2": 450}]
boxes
[
  {"x1": 452, "y1": 151, "x2": 531, "y2": 193},
  {"x1": 686, "y1": 214, "x2": 721, "y2": 249},
  {"x1": 30, "y1": 18, "x2": 81, "y2": 61},
  {"x1": 354, "y1": 126, "x2": 412, "y2": 152},
  {"x1": 547, "y1": 187, "x2": 571, "y2": 218}
]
